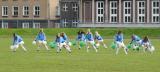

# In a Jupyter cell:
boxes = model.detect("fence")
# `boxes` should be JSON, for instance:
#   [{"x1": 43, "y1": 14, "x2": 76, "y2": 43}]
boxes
[{"x1": 78, "y1": 23, "x2": 160, "y2": 28}]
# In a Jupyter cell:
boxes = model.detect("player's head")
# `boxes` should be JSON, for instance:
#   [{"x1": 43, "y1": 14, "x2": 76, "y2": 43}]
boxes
[
  {"x1": 78, "y1": 30, "x2": 81, "y2": 34},
  {"x1": 13, "y1": 33, "x2": 17, "y2": 40},
  {"x1": 132, "y1": 34, "x2": 135, "y2": 39},
  {"x1": 95, "y1": 31, "x2": 99, "y2": 35},
  {"x1": 81, "y1": 31, "x2": 85, "y2": 34},
  {"x1": 13, "y1": 33, "x2": 16, "y2": 37},
  {"x1": 80, "y1": 30, "x2": 85, "y2": 34},
  {"x1": 39, "y1": 29, "x2": 43, "y2": 33},
  {"x1": 61, "y1": 32, "x2": 65, "y2": 37},
  {"x1": 143, "y1": 36, "x2": 149, "y2": 42},
  {"x1": 87, "y1": 29, "x2": 90, "y2": 32},
  {"x1": 117, "y1": 30, "x2": 122, "y2": 35}
]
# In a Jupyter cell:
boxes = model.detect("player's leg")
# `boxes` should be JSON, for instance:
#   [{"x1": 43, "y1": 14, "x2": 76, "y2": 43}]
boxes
[
  {"x1": 11, "y1": 45, "x2": 17, "y2": 52},
  {"x1": 37, "y1": 40, "x2": 41, "y2": 51},
  {"x1": 121, "y1": 42, "x2": 128, "y2": 55},
  {"x1": 20, "y1": 44, "x2": 27, "y2": 51},
  {"x1": 116, "y1": 47, "x2": 120, "y2": 55},
  {"x1": 42, "y1": 41, "x2": 49, "y2": 51},
  {"x1": 77, "y1": 41, "x2": 81, "y2": 49},
  {"x1": 100, "y1": 40, "x2": 107, "y2": 48},
  {"x1": 19, "y1": 41, "x2": 27, "y2": 51},
  {"x1": 57, "y1": 47, "x2": 60, "y2": 53},
  {"x1": 146, "y1": 43, "x2": 152, "y2": 52},
  {"x1": 116, "y1": 42, "x2": 120, "y2": 55},
  {"x1": 142, "y1": 45, "x2": 147, "y2": 52},
  {"x1": 64, "y1": 45, "x2": 71, "y2": 53},
  {"x1": 44, "y1": 44, "x2": 49, "y2": 51},
  {"x1": 142, "y1": 43, "x2": 148, "y2": 52},
  {"x1": 95, "y1": 41, "x2": 100, "y2": 49},
  {"x1": 91, "y1": 41, "x2": 98, "y2": 52},
  {"x1": 13, "y1": 45, "x2": 19, "y2": 52},
  {"x1": 86, "y1": 41, "x2": 90, "y2": 52},
  {"x1": 57, "y1": 43, "x2": 62, "y2": 53}
]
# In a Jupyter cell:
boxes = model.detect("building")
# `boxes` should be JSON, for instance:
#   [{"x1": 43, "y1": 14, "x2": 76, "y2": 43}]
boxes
[
  {"x1": 78, "y1": 0, "x2": 160, "y2": 27},
  {"x1": 49, "y1": 0, "x2": 60, "y2": 28},
  {"x1": 0, "y1": 0, "x2": 60, "y2": 28},
  {"x1": 1, "y1": 0, "x2": 159, "y2": 28},
  {"x1": 60, "y1": 0, "x2": 79, "y2": 28}
]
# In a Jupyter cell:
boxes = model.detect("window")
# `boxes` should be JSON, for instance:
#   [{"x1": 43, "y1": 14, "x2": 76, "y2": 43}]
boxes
[
  {"x1": 23, "y1": 0, "x2": 28, "y2": 1},
  {"x1": 2, "y1": 0, "x2": 8, "y2": 1},
  {"x1": 22, "y1": 23, "x2": 29, "y2": 28},
  {"x1": 137, "y1": 1, "x2": 145, "y2": 23},
  {"x1": 56, "y1": 6, "x2": 60, "y2": 16},
  {"x1": 110, "y1": 1, "x2": 117, "y2": 23},
  {"x1": 72, "y1": 3, "x2": 78, "y2": 12},
  {"x1": 63, "y1": 3, "x2": 68, "y2": 11},
  {"x1": 23, "y1": 6, "x2": 29, "y2": 16},
  {"x1": 12, "y1": 6, "x2": 18, "y2": 16},
  {"x1": 72, "y1": 19, "x2": 78, "y2": 27},
  {"x1": 63, "y1": 19, "x2": 68, "y2": 27},
  {"x1": 123, "y1": 1, "x2": 132, "y2": 23},
  {"x1": 34, "y1": 6, "x2": 40, "y2": 16},
  {"x1": 2, "y1": 6, "x2": 8, "y2": 16},
  {"x1": 152, "y1": 1, "x2": 159, "y2": 23},
  {"x1": 96, "y1": 1, "x2": 104, "y2": 23},
  {"x1": 33, "y1": 23, "x2": 40, "y2": 28},
  {"x1": 2, "y1": 22, "x2": 8, "y2": 28}
]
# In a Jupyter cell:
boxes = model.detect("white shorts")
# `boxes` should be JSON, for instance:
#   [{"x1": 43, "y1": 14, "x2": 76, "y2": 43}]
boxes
[
  {"x1": 142, "y1": 42, "x2": 150, "y2": 47},
  {"x1": 10, "y1": 41, "x2": 25, "y2": 50},
  {"x1": 10, "y1": 41, "x2": 24, "y2": 49},
  {"x1": 38, "y1": 40, "x2": 47, "y2": 45},
  {"x1": 136, "y1": 40, "x2": 142, "y2": 45},
  {"x1": 87, "y1": 41, "x2": 95, "y2": 45},
  {"x1": 116, "y1": 41, "x2": 125, "y2": 48},
  {"x1": 58, "y1": 42, "x2": 67, "y2": 48},
  {"x1": 97, "y1": 40, "x2": 104, "y2": 43}
]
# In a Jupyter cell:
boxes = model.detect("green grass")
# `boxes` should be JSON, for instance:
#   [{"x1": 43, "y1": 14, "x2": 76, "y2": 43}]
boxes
[
  {"x1": 0, "y1": 28, "x2": 160, "y2": 38},
  {"x1": 0, "y1": 37, "x2": 160, "y2": 72}
]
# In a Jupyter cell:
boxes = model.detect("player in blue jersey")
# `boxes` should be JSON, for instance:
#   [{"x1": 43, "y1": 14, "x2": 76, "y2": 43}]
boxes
[
  {"x1": 76, "y1": 30, "x2": 86, "y2": 49},
  {"x1": 10, "y1": 33, "x2": 27, "y2": 52},
  {"x1": 85, "y1": 29, "x2": 98, "y2": 52},
  {"x1": 131, "y1": 34, "x2": 141, "y2": 44},
  {"x1": 114, "y1": 31, "x2": 128, "y2": 55},
  {"x1": 94, "y1": 31, "x2": 107, "y2": 48},
  {"x1": 61, "y1": 32, "x2": 69, "y2": 42},
  {"x1": 55, "y1": 33, "x2": 71, "y2": 53},
  {"x1": 141, "y1": 36, "x2": 155, "y2": 53},
  {"x1": 33, "y1": 29, "x2": 49, "y2": 51},
  {"x1": 130, "y1": 34, "x2": 142, "y2": 50}
]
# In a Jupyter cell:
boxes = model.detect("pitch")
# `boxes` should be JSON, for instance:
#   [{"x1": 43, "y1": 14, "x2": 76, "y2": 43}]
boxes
[{"x1": 0, "y1": 37, "x2": 159, "y2": 72}]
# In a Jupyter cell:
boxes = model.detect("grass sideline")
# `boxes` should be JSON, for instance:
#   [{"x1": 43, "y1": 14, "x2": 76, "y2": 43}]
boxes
[
  {"x1": 0, "y1": 28, "x2": 160, "y2": 38},
  {"x1": 0, "y1": 37, "x2": 160, "y2": 72}
]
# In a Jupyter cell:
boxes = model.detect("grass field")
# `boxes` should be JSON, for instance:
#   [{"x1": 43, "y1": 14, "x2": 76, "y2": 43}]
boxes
[
  {"x1": 0, "y1": 37, "x2": 160, "y2": 72},
  {"x1": 1, "y1": 28, "x2": 160, "y2": 38}
]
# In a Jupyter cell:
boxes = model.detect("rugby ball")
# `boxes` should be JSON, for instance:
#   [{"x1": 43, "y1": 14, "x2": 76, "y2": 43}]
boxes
[
  {"x1": 68, "y1": 42, "x2": 72, "y2": 46},
  {"x1": 96, "y1": 43, "x2": 100, "y2": 47},
  {"x1": 10, "y1": 45, "x2": 14, "y2": 50},
  {"x1": 32, "y1": 41, "x2": 36, "y2": 45},
  {"x1": 150, "y1": 46, "x2": 155, "y2": 52}
]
